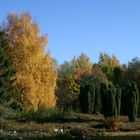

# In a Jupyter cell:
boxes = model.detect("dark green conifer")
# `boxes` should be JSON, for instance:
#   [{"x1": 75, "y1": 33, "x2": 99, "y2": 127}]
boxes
[
  {"x1": 115, "y1": 85, "x2": 121, "y2": 118},
  {"x1": 80, "y1": 84, "x2": 95, "y2": 113},
  {"x1": 0, "y1": 31, "x2": 16, "y2": 101},
  {"x1": 94, "y1": 86, "x2": 101, "y2": 113},
  {"x1": 101, "y1": 83, "x2": 121, "y2": 119},
  {"x1": 127, "y1": 81, "x2": 139, "y2": 122}
]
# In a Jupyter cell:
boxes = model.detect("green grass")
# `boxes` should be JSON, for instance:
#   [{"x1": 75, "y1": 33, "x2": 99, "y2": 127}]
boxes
[
  {"x1": 0, "y1": 104, "x2": 140, "y2": 139},
  {"x1": 17, "y1": 106, "x2": 76, "y2": 123}
]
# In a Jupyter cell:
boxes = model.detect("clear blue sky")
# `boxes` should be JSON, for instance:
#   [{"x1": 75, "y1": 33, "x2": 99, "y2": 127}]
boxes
[{"x1": 0, "y1": 0, "x2": 140, "y2": 64}]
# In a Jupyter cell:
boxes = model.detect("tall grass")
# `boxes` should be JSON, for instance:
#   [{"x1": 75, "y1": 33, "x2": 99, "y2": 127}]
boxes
[
  {"x1": 18, "y1": 106, "x2": 62, "y2": 122},
  {"x1": 17, "y1": 106, "x2": 75, "y2": 123}
]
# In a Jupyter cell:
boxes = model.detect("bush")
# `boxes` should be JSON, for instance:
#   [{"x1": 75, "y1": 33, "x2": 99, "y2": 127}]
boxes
[
  {"x1": 0, "y1": 104, "x2": 17, "y2": 120},
  {"x1": 56, "y1": 74, "x2": 80, "y2": 111},
  {"x1": 34, "y1": 106, "x2": 63, "y2": 122},
  {"x1": 103, "y1": 117, "x2": 121, "y2": 130},
  {"x1": 17, "y1": 106, "x2": 66, "y2": 122}
]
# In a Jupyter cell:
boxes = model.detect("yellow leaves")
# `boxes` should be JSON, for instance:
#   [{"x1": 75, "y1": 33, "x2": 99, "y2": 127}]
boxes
[
  {"x1": 6, "y1": 12, "x2": 57, "y2": 110},
  {"x1": 7, "y1": 12, "x2": 45, "y2": 49},
  {"x1": 15, "y1": 74, "x2": 39, "y2": 110}
]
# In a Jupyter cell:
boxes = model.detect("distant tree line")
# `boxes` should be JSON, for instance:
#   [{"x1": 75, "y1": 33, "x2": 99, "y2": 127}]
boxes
[{"x1": 56, "y1": 53, "x2": 140, "y2": 122}]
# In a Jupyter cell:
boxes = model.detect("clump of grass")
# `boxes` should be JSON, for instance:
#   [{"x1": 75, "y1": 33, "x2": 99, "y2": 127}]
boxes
[
  {"x1": 0, "y1": 104, "x2": 17, "y2": 120},
  {"x1": 70, "y1": 128, "x2": 86, "y2": 137},
  {"x1": 34, "y1": 106, "x2": 63, "y2": 122},
  {"x1": 17, "y1": 107, "x2": 60, "y2": 122},
  {"x1": 17, "y1": 106, "x2": 76, "y2": 123},
  {"x1": 103, "y1": 117, "x2": 122, "y2": 130}
]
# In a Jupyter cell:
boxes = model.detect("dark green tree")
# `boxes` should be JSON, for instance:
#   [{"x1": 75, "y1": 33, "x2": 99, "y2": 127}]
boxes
[
  {"x1": 101, "y1": 83, "x2": 121, "y2": 119},
  {"x1": 79, "y1": 84, "x2": 95, "y2": 113},
  {"x1": 113, "y1": 67, "x2": 123, "y2": 85},
  {"x1": 115, "y1": 85, "x2": 121, "y2": 118},
  {"x1": 94, "y1": 86, "x2": 101, "y2": 114},
  {"x1": 127, "y1": 58, "x2": 140, "y2": 116},
  {"x1": 56, "y1": 73, "x2": 80, "y2": 111},
  {"x1": 100, "y1": 82, "x2": 108, "y2": 117},
  {"x1": 98, "y1": 53, "x2": 121, "y2": 80},
  {"x1": 78, "y1": 66, "x2": 108, "y2": 114},
  {"x1": 127, "y1": 81, "x2": 139, "y2": 122},
  {"x1": 106, "y1": 84, "x2": 116, "y2": 117},
  {"x1": 0, "y1": 31, "x2": 16, "y2": 101}
]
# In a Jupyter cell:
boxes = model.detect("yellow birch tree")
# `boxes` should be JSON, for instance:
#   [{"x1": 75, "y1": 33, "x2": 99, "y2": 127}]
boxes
[{"x1": 5, "y1": 12, "x2": 57, "y2": 110}]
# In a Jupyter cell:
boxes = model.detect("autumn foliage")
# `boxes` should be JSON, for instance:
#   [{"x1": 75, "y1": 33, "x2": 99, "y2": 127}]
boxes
[
  {"x1": 4, "y1": 13, "x2": 57, "y2": 110},
  {"x1": 0, "y1": 12, "x2": 140, "y2": 124}
]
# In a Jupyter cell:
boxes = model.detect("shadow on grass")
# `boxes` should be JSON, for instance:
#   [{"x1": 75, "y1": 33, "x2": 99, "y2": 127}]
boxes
[
  {"x1": 18, "y1": 115, "x2": 103, "y2": 124},
  {"x1": 52, "y1": 117, "x2": 102, "y2": 124},
  {"x1": 1, "y1": 135, "x2": 140, "y2": 140},
  {"x1": 91, "y1": 136, "x2": 140, "y2": 140},
  {"x1": 0, "y1": 134, "x2": 74, "y2": 140}
]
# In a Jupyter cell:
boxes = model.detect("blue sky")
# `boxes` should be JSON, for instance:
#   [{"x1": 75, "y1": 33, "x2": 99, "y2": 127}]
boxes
[{"x1": 0, "y1": 0, "x2": 140, "y2": 64}]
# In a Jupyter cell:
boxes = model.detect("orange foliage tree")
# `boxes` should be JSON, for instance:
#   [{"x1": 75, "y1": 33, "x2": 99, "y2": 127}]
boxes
[{"x1": 71, "y1": 53, "x2": 93, "y2": 80}]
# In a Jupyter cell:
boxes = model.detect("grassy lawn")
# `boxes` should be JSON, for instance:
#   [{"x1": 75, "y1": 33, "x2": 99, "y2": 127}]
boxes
[{"x1": 0, "y1": 113, "x2": 140, "y2": 139}]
